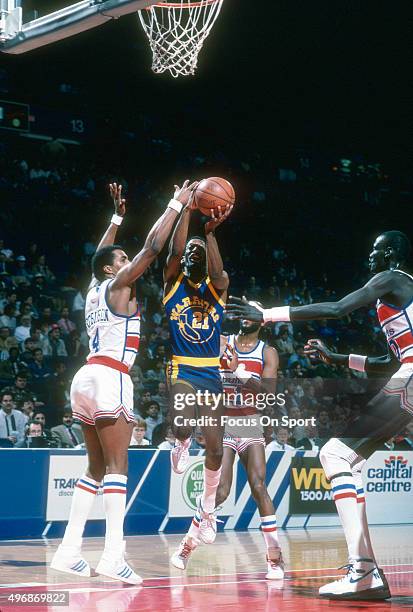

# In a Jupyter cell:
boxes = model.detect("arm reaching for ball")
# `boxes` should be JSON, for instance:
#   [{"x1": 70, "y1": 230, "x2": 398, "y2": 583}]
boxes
[
  {"x1": 205, "y1": 204, "x2": 232, "y2": 293},
  {"x1": 304, "y1": 338, "x2": 395, "y2": 375}
]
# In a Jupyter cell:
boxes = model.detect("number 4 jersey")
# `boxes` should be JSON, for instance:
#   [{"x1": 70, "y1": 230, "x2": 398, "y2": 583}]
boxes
[{"x1": 85, "y1": 278, "x2": 141, "y2": 370}]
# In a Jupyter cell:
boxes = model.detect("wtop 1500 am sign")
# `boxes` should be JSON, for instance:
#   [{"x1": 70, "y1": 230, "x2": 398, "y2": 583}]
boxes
[{"x1": 289, "y1": 456, "x2": 335, "y2": 514}]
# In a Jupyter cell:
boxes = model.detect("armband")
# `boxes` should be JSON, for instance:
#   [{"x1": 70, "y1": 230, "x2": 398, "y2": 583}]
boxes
[
  {"x1": 262, "y1": 306, "x2": 291, "y2": 323},
  {"x1": 167, "y1": 199, "x2": 184, "y2": 213},
  {"x1": 111, "y1": 214, "x2": 123, "y2": 226},
  {"x1": 348, "y1": 354, "x2": 367, "y2": 372}
]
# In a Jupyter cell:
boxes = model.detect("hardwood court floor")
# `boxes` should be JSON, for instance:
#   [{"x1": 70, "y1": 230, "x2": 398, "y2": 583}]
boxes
[{"x1": 0, "y1": 526, "x2": 412, "y2": 611}]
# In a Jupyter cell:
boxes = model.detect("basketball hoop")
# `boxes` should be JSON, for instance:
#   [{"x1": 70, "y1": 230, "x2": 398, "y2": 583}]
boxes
[{"x1": 138, "y1": 0, "x2": 224, "y2": 78}]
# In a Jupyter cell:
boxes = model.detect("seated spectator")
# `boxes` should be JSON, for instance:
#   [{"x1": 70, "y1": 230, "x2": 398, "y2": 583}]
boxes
[
  {"x1": 151, "y1": 381, "x2": 168, "y2": 415},
  {"x1": 6, "y1": 372, "x2": 32, "y2": 405},
  {"x1": 13, "y1": 255, "x2": 32, "y2": 283},
  {"x1": 0, "y1": 326, "x2": 18, "y2": 357},
  {"x1": 41, "y1": 324, "x2": 68, "y2": 359},
  {"x1": 190, "y1": 429, "x2": 206, "y2": 449},
  {"x1": 136, "y1": 390, "x2": 152, "y2": 417},
  {"x1": 14, "y1": 315, "x2": 32, "y2": 345},
  {"x1": 295, "y1": 424, "x2": 323, "y2": 451},
  {"x1": 29, "y1": 348, "x2": 52, "y2": 381},
  {"x1": 32, "y1": 255, "x2": 56, "y2": 285},
  {"x1": 0, "y1": 304, "x2": 17, "y2": 331},
  {"x1": 51, "y1": 409, "x2": 84, "y2": 448},
  {"x1": 57, "y1": 306, "x2": 76, "y2": 337},
  {"x1": 274, "y1": 328, "x2": 294, "y2": 366},
  {"x1": 317, "y1": 409, "x2": 332, "y2": 437},
  {"x1": 144, "y1": 400, "x2": 163, "y2": 443},
  {"x1": 32, "y1": 408, "x2": 57, "y2": 448},
  {"x1": 17, "y1": 395, "x2": 36, "y2": 419},
  {"x1": 157, "y1": 425, "x2": 176, "y2": 450},
  {"x1": 129, "y1": 419, "x2": 151, "y2": 447},
  {"x1": 15, "y1": 420, "x2": 48, "y2": 448},
  {"x1": 397, "y1": 422, "x2": 413, "y2": 450},
  {"x1": 266, "y1": 427, "x2": 295, "y2": 452},
  {"x1": 287, "y1": 345, "x2": 312, "y2": 372},
  {"x1": 0, "y1": 390, "x2": 27, "y2": 445},
  {"x1": 0, "y1": 346, "x2": 23, "y2": 383}
]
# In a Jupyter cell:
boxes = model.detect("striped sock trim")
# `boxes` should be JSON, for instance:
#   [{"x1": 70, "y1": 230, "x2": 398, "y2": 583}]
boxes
[
  {"x1": 103, "y1": 475, "x2": 127, "y2": 495},
  {"x1": 260, "y1": 516, "x2": 277, "y2": 533},
  {"x1": 76, "y1": 477, "x2": 101, "y2": 495},
  {"x1": 356, "y1": 487, "x2": 366, "y2": 503},
  {"x1": 332, "y1": 480, "x2": 357, "y2": 501}
]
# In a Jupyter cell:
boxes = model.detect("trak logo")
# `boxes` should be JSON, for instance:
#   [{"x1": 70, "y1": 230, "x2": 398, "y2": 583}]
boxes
[{"x1": 384, "y1": 455, "x2": 408, "y2": 467}]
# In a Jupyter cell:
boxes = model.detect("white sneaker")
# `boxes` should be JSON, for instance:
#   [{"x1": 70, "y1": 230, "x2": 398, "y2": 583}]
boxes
[
  {"x1": 95, "y1": 542, "x2": 142, "y2": 585},
  {"x1": 170, "y1": 438, "x2": 191, "y2": 474},
  {"x1": 170, "y1": 536, "x2": 199, "y2": 570},
  {"x1": 50, "y1": 544, "x2": 91, "y2": 577},
  {"x1": 265, "y1": 549, "x2": 285, "y2": 580},
  {"x1": 319, "y1": 560, "x2": 390, "y2": 600},
  {"x1": 196, "y1": 496, "x2": 223, "y2": 545}
]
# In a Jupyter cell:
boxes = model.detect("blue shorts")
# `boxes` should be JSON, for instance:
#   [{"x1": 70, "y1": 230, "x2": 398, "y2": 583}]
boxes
[{"x1": 168, "y1": 360, "x2": 222, "y2": 395}]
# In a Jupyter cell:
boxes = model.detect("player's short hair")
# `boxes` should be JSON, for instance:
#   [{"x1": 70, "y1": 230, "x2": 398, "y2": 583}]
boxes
[
  {"x1": 383, "y1": 231, "x2": 412, "y2": 263},
  {"x1": 91, "y1": 244, "x2": 123, "y2": 281},
  {"x1": 185, "y1": 236, "x2": 206, "y2": 250}
]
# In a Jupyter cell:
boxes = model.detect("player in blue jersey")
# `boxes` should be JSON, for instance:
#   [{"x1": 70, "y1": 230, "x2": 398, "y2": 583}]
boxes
[{"x1": 163, "y1": 196, "x2": 232, "y2": 545}]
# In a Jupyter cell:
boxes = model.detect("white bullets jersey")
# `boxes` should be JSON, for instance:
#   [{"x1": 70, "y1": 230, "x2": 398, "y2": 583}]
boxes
[{"x1": 85, "y1": 279, "x2": 141, "y2": 369}]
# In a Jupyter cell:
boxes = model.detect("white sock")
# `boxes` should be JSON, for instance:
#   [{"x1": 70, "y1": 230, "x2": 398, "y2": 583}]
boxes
[
  {"x1": 187, "y1": 509, "x2": 202, "y2": 540},
  {"x1": 330, "y1": 473, "x2": 370, "y2": 561},
  {"x1": 102, "y1": 473, "x2": 127, "y2": 553},
  {"x1": 201, "y1": 467, "x2": 222, "y2": 513},
  {"x1": 62, "y1": 474, "x2": 101, "y2": 549},
  {"x1": 352, "y1": 460, "x2": 377, "y2": 562},
  {"x1": 260, "y1": 515, "x2": 280, "y2": 552}
]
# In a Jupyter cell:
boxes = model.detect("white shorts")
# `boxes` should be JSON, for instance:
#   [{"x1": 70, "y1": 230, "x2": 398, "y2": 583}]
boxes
[
  {"x1": 223, "y1": 434, "x2": 265, "y2": 455},
  {"x1": 384, "y1": 363, "x2": 413, "y2": 416},
  {"x1": 71, "y1": 364, "x2": 134, "y2": 425}
]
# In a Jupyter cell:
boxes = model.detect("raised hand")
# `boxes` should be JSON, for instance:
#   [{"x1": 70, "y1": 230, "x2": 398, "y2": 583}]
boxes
[
  {"x1": 225, "y1": 296, "x2": 264, "y2": 322},
  {"x1": 174, "y1": 180, "x2": 199, "y2": 207},
  {"x1": 304, "y1": 338, "x2": 333, "y2": 364},
  {"x1": 205, "y1": 203, "x2": 233, "y2": 234},
  {"x1": 109, "y1": 182, "x2": 126, "y2": 217},
  {"x1": 224, "y1": 342, "x2": 239, "y2": 372}
]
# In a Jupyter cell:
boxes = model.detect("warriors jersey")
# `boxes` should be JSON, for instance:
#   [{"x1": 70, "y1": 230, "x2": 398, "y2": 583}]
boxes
[
  {"x1": 376, "y1": 270, "x2": 413, "y2": 363},
  {"x1": 85, "y1": 279, "x2": 141, "y2": 370},
  {"x1": 220, "y1": 334, "x2": 265, "y2": 415},
  {"x1": 164, "y1": 272, "x2": 225, "y2": 393}
]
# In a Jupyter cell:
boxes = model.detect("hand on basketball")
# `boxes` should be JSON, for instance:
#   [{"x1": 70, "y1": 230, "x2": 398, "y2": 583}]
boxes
[
  {"x1": 174, "y1": 180, "x2": 199, "y2": 207},
  {"x1": 225, "y1": 296, "x2": 264, "y2": 323},
  {"x1": 204, "y1": 204, "x2": 233, "y2": 234},
  {"x1": 224, "y1": 343, "x2": 239, "y2": 372},
  {"x1": 304, "y1": 339, "x2": 332, "y2": 364},
  {"x1": 109, "y1": 183, "x2": 126, "y2": 217}
]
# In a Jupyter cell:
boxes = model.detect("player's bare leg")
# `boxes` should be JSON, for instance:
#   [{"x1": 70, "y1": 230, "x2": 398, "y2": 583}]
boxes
[
  {"x1": 51, "y1": 424, "x2": 105, "y2": 577},
  {"x1": 171, "y1": 446, "x2": 234, "y2": 570},
  {"x1": 170, "y1": 382, "x2": 195, "y2": 473},
  {"x1": 240, "y1": 444, "x2": 284, "y2": 579}
]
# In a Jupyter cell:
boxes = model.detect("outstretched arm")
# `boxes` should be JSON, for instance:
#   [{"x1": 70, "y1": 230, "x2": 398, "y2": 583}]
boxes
[
  {"x1": 89, "y1": 183, "x2": 126, "y2": 289},
  {"x1": 304, "y1": 338, "x2": 394, "y2": 375},
  {"x1": 226, "y1": 270, "x2": 397, "y2": 323},
  {"x1": 205, "y1": 205, "x2": 232, "y2": 292},
  {"x1": 163, "y1": 188, "x2": 196, "y2": 287},
  {"x1": 111, "y1": 181, "x2": 195, "y2": 290}
]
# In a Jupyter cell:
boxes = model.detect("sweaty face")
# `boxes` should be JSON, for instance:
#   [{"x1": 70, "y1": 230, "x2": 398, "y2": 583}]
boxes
[
  {"x1": 368, "y1": 235, "x2": 388, "y2": 274},
  {"x1": 183, "y1": 241, "x2": 207, "y2": 276}
]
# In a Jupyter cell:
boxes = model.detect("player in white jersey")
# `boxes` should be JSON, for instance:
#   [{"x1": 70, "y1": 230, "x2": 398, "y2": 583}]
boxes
[
  {"x1": 171, "y1": 303, "x2": 285, "y2": 579},
  {"x1": 227, "y1": 230, "x2": 413, "y2": 600},
  {"x1": 51, "y1": 179, "x2": 197, "y2": 584}
]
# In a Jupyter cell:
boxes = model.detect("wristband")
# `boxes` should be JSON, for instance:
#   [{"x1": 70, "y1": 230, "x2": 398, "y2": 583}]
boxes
[
  {"x1": 167, "y1": 198, "x2": 184, "y2": 213},
  {"x1": 349, "y1": 354, "x2": 367, "y2": 372},
  {"x1": 111, "y1": 214, "x2": 123, "y2": 226},
  {"x1": 262, "y1": 306, "x2": 291, "y2": 323},
  {"x1": 234, "y1": 364, "x2": 253, "y2": 382}
]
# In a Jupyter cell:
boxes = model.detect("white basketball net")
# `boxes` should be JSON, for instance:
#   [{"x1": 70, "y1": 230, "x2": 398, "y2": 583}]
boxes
[{"x1": 138, "y1": 0, "x2": 224, "y2": 78}]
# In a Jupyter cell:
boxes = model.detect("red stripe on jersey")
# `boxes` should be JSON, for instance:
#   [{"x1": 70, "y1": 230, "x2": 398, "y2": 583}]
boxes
[
  {"x1": 395, "y1": 331, "x2": 413, "y2": 350},
  {"x1": 126, "y1": 336, "x2": 140, "y2": 350},
  {"x1": 237, "y1": 359, "x2": 263, "y2": 375}
]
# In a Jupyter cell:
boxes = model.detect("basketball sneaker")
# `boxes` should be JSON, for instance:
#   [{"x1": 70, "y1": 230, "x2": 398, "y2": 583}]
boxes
[
  {"x1": 319, "y1": 559, "x2": 390, "y2": 600},
  {"x1": 50, "y1": 544, "x2": 91, "y2": 577},
  {"x1": 196, "y1": 496, "x2": 223, "y2": 545},
  {"x1": 95, "y1": 542, "x2": 142, "y2": 585},
  {"x1": 170, "y1": 536, "x2": 199, "y2": 570},
  {"x1": 265, "y1": 548, "x2": 285, "y2": 580},
  {"x1": 170, "y1": 438, "x2": 191, "y2": 474}
]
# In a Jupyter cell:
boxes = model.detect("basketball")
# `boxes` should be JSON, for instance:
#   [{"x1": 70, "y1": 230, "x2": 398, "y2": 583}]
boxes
[{"x1": 193, "y1": 177, "x2": 235, "y2": 216}]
